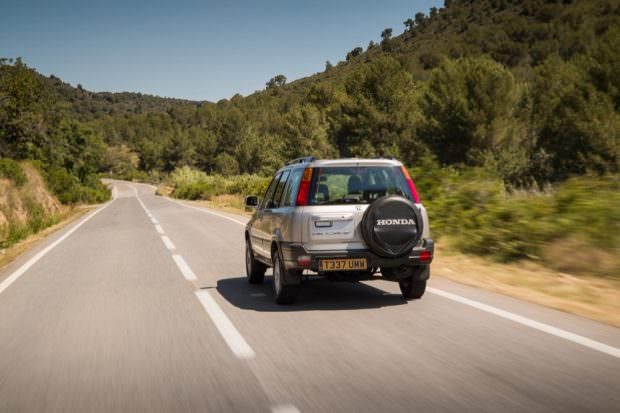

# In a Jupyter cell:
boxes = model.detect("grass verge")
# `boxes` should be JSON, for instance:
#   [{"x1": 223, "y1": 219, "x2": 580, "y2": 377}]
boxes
[{"x1": 0, "y1": 206, "x2": 93, "y2": 271}]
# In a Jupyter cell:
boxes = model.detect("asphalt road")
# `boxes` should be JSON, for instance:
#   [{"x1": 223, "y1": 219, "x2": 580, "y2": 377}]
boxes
[{"x1": 1, "y1": 181, "x2": 619, "y2": 412}]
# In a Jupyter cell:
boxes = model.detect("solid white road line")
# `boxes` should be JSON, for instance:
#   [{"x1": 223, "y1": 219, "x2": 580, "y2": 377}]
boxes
[
  {"x1": 161, "y1": 235, "x2": 176, "y2": 250},
  {"x1": 171, "y1": 254, "x2": 197, "y2": 281},
  {"x1": 0, "y1": 201, "x2": 113, "y2": 295},
  {"x1": 154, "y1": 224, "x2": 165, "y2": 235},
  {"x1": 150, "y1": 217, "x2": 158, "y2": 225},
  {"x1": 165, "y1": 198, "x2": 247, "y2": 226},
  {"x1": 427, "y1": 287, "x2": 620, "y2": 359},
  {"x1": 194, "y1": 290, "x2": 256, "y2": 359},
  {"x1": 271, "y1": 404, "x2": 301, "y2": 413}
]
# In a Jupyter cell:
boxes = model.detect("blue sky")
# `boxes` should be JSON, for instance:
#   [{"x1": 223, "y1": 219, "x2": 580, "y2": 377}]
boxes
[{"x1": 1, "y1": 0, "x2": 442, "y2": 101}]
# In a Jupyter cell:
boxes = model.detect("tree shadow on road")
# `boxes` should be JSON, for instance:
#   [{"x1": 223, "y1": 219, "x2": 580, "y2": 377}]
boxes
[{"x1": 215, "y1": 276, "x2": 407, "y2": 311}]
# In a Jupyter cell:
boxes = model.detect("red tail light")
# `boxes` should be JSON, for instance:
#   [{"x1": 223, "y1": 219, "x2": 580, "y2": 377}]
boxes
[
  {"x1": 295, "y1": 167, "x2": 313, "y2": 206},
  {"x1": 419, "y1": 250, "x2": 432, "y2": 262},
  {"x1": 401, "y1": 166, "x2": 420, "y2": 204}
]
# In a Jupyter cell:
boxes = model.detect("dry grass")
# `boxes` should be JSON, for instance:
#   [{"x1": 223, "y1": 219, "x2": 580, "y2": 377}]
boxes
[
  {"x1": 185, "y1": 194, "x2": 253, "y2": 217},
  {"x1": 0, "y1": 207, "x2": 92, "y2": 271},
  {"x1": 433, "y1": 246, "x2": 620, "y2": 327}
]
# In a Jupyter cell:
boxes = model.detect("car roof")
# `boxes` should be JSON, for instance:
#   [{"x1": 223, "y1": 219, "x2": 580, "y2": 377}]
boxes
[{"x1": 280, "y1": 158, "x2": 403, "y2": 172}]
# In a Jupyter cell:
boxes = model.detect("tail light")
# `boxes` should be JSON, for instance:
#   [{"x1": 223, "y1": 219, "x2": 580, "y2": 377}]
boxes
[
  {"x1": 295, "y1": 167, "x2": 313, "y2": 206},
  {"x1": 401, "y1": 166, "x2": 420, "y2": 204},
  {"x1": 419, "y1": 250, "x2": 432, "y2": 262},
  {"x1": 297, "y1": 255, "x2": 311, "y2": 268}
]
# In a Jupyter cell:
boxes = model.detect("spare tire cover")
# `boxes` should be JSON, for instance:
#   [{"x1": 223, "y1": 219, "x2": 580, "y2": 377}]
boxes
[{"x1": 361, "y1": 195, "x2": 423, "y2": 258}]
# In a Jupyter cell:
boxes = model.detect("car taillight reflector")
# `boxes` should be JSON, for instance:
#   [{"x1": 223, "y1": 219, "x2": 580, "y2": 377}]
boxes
[
  {"x1": 295, "y1": 167, "x2": 313, "y2": 206},
  {"x1": 401, "y1": 166, "x2": 420, "y2": 204},
  {"x1": 419, "y1": 250, "x2": 432, "y2": 262},
  {"x1": 297, "y1": 255, "x2": 311, "y2": 267}
]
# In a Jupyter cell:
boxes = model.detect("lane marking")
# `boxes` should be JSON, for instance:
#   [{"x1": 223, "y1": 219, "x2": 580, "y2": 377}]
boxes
[
  {"x1": 194, "y1": 290, "x2": 256, "y2": 359},
  {"x1": 427, "y1": 287, "x2": 620, "y2": 359},
  {"x1": 154, "y1": 224, "x2": 165, "y2": 235},
  {"x1": 271, "y1": 405, "x2": 301, "y2": 413},
  {"x1": 0, "y1": 201, "x2": 113, "y2": 295},
  {"x1": 172, "y1": 254, "x2": 197, "y2": 281},
  {"x1": 150, "y1": 217, "x2": 158, "y2": 225},
  {"x1": 165, "y1": 198, "x2": 246, "y2": 226},
  {"x1": 161, "y1": 235, "x2": 176, "y2": 250}
]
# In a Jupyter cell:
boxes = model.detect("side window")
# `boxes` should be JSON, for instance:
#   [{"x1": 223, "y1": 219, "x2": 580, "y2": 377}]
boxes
[
  {"x1": 272, "y1": 170, "x2": 290, "y2": 208},
  {"x1": 282, "y1": 168, "x2": 303, "y2": 207},
  {"x1": 260, "y1": 173, "x2": 281, "y2": 209}
]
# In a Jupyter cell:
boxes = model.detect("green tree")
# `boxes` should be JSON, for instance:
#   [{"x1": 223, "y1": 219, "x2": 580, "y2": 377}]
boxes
[
  {"x1": 404, "y1": 18, "x2": 415, "y2": 31},
  {"x1": 346, "y1": 47, "x2": 363, "y2": 61},
  {"x1": 213, "y1": 152, "x2": 240, "y2": 176},
  {"x1": 419, "y1": 57, "x2": 526, "y2": 170},
  {"x1": 380, "y1": 28, "x2": 393, "y2": 42},
  {"x1": 266, "y1": 74, "x2": 287, "y2": 89},
  {"x1": 531, "y1": 56, "x2": 620, "y2": 181}
]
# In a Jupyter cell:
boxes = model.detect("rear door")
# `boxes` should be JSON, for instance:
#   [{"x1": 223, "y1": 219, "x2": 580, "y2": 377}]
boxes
[
  {"x1": 268, "y1": 169, "x2": 291, "y2": 245},
  {"x1": 251, "y1": 172, "x2": 280, "y2": 258}
]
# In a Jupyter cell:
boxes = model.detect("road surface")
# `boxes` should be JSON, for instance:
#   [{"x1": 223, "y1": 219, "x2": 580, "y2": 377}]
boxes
[{"x1": 1, "y1": 181, "x2": 619, "y2": 412}]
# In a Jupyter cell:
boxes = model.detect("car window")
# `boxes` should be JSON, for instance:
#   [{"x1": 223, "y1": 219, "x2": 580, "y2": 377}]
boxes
[
  {"x1": 309, "y1": 166, "x2": 412, "y2": 205},
  {"x1": 282, "y1": 168, "x2": 303, "y2": 207},
  {"x1": 272, "y1": 170, "x2": 290, "y2": 208},
  {"x1": 260, "y1": 172, "x2": 281, "y2": 209}
]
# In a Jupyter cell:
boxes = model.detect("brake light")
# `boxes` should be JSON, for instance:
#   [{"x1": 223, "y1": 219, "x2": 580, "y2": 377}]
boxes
[
  {"x1": 401, "y1": 166, "x2": 420, "y2": 204},
  {"x1": 419, "y1": 250, "x2": 432, "y2": 262},
  {"x1": 295, "y1": 167, "x2": 313, "y2": 206}
]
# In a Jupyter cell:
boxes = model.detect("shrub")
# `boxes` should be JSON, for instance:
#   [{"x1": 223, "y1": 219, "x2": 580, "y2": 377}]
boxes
[
  {"x1": 0, "y1": 158, "x2": 27, "y2": 186},
  {"x1": 169, "y1": 167, "x2": 270, "y2": 200},
  {"x1": 408, "y1": 159, "x2": 619, "y2": 276},
  {"x1": 44, "y1": 166, "x2": 110, "y2": 204}
]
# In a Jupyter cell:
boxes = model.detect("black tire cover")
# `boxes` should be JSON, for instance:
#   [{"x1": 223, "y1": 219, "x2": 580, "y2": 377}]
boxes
[{"x1": 361, "y1": 195, "x2": 423, "y2": 258}]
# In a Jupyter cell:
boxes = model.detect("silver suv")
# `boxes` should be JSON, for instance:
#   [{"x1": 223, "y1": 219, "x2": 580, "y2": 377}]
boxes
[{"x1": 244, "y1": 157, "x2": 434, "y2": 304}]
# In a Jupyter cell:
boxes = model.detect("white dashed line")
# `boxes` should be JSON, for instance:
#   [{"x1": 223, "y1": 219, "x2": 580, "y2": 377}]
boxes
[
  {"x1": 0, "y1": 201, "x2": 113, "y2": 295},
  {"x1": 194, "y1": 290, "x2": 256, "y2": 359},
  {"x1": 161, "y1": 235, "x2": 176, "y2": 250},
  {"x1": 427, "y1": 287, "x2": 620, "y2": 359},
  {"x1": 154, "y1": 224, "x2": 165, "y2": 235},
  {"x1": 271, "y1": 404, "x2": 301, "y2": 413},
  {"x1": 171, "y1": 255, "x2": 197, "y2": 281}
]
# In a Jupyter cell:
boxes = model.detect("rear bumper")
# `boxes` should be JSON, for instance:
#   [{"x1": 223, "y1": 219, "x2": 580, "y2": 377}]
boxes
[{"x1": 280, "y1": 239, "x2": 434, "y2": 272}]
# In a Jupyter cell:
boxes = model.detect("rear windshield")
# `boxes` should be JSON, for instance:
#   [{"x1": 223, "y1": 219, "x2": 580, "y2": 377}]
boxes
[{"x1": 308, "y1": 166, "x2": 412, "y2": 205}]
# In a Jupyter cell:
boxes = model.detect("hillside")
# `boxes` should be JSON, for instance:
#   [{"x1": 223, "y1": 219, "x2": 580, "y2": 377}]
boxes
[
  {"x1": 84, "y1": 0, "x2": 619, "y2": 184},
  {"x1": 0, "y1": 162, "x2": 64, "y2": 249},
  {"x1": 41, "y1": 74, "x2": 201, "y2": 122}
]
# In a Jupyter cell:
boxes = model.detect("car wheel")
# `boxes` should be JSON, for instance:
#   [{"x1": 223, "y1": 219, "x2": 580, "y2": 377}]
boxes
[
  {"x1": 398, "y1": 277, "x2": 426, "y2": 299},
  {"x1": 272, "y1": 251, "x2": 297, "y2": 305},
  {"x1": 245, "y1": 239, "x2": 266, "y2": 284}
]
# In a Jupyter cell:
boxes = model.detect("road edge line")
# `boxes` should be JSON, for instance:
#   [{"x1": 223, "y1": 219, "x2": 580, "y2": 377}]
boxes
[
  {"x1": 0, "y1": 200, "x2": 114, "y2": 295},
  {"x1": 427, "y1": 287, "x2": 620, "y2": 359}
]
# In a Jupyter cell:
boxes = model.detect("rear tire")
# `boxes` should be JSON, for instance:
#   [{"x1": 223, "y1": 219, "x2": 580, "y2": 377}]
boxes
[
  {"x1": 399, "y1": 278, "x2": 426, "y2": 299},
  {"x1": 246, "y1": 239, "x2": 266, "y2": 284},
  {"x1": 272, "y1": 251, "x2": 298, "y2": 305}
]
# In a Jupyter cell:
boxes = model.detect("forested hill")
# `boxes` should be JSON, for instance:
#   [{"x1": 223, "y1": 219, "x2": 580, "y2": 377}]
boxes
[
  {"x1": 1, "y1": 0, "x2": 619, "y2": 191},
  {"x1": 41, "y1": 74, "x2": 200, "y2": 122}
]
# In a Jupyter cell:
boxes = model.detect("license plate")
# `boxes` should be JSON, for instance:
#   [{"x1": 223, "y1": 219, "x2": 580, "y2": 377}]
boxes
[{"x1": 319, "y1": 258, "x2": 367, "y2": 272}]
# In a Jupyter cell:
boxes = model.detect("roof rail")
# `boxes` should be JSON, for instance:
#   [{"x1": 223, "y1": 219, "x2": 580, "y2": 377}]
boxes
[{"x1": 287, "y1": 156, "x2": 315, "y2": 165}]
